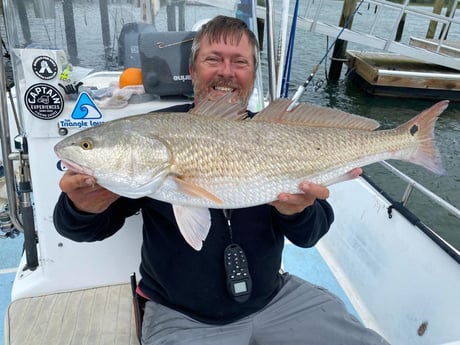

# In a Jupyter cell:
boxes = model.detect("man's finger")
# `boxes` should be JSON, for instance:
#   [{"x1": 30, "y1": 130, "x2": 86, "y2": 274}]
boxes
[
  {"x1": 299, "y1": 182, "x2": 329, "y2": 200},
  {"x1": 59, "y1": 171, "x2": 96, "y2": 192},
  {"x1": 79, "y1": 176, "x2": 96, "y2": 188}
]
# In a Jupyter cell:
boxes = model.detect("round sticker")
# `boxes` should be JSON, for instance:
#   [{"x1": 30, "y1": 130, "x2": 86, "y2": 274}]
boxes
[
  {"x1": 24, "y1": 83, "x2": 64, "y2": 120},
  {"x1": 56, "y1": 160, "x2": 68, "y2": 172},
  {"x1": 32, "y1": 55, "x2": 58, "y2": 80}
]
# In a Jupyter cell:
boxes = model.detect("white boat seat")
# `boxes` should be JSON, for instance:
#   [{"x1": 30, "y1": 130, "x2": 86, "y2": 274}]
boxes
[{"x1": 5, "y1": 283, "x2": 139, "y2": 345}]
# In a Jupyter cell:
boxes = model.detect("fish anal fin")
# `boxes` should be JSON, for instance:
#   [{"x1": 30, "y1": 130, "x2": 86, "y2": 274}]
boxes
[
  {"x1": 173, "y1": 176, "x2": 223, "y2": 205},
  {"x1": 254, "y1": 99, "x2": 380, "y2": 131},
  {"x1": 173, "y1": 205, "x2": 211, "y2": 251},
  {"x1": 189, "y1": 93, "x2": 247, "y2": 120}
]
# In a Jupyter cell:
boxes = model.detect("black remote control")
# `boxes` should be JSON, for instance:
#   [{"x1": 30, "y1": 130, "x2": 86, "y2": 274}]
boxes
[{"x1": 224, "y1": 243, "x2": 252, "y2": 303}]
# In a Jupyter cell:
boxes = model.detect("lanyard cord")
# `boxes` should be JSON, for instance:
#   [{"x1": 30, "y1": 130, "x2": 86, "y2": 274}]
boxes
[{"x1": 222, "y1": 209, "x2": 234, "y2": 243}]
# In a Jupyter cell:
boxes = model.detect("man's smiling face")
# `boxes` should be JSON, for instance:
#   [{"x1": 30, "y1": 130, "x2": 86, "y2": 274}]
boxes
[{"x1": 190, "y1": 33, "x2": 256, "y2": 106}]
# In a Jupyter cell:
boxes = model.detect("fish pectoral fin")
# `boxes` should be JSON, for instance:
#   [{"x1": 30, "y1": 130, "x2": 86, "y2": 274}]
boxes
[
  {"x1": 173, "y1": 177, "x2": 223, "y2": 205},
  {"x1": 173, "y1": 205, "x2": 211, "y2": 251}
]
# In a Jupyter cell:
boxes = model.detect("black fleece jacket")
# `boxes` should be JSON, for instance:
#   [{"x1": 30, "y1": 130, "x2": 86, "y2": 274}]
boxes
[{"x1": 54, "y1": 194, "x2": 333, "y2": 324}]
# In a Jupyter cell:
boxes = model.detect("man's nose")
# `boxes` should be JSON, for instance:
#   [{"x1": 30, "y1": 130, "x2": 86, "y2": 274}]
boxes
[{"x1": 217, "y1": 60, "x2": 235, "y2": 77}]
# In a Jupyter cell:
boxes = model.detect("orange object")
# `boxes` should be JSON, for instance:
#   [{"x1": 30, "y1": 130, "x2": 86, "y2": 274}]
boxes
[{"x1": 119, "y1": 67, "x2": 143, "y2": 88}]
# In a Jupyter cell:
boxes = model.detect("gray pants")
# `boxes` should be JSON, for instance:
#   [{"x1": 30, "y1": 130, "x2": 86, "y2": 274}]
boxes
[{"x1": 141, "y1": 273, "x2": 390, "y2": 345}]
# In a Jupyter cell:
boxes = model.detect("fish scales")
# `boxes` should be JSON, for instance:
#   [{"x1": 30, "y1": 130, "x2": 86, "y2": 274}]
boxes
[{"x1": 163, "y1": 115, "x2": 408, "y2": 204}]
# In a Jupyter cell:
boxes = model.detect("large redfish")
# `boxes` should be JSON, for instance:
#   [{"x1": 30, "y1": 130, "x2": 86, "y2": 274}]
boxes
[{"x1": 54, "y1": 94, "x2": 447, "y2": 250}]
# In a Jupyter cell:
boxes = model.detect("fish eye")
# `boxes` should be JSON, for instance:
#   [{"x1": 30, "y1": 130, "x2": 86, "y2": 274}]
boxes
[{"x1": 80, "y1": 139, "x2": 94, "y2": 150}]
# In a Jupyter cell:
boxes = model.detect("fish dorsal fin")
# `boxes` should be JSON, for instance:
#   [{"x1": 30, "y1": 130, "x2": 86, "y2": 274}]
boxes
[
  {"x1": 253, "y1": 99, "x2": 380, "y2": 131},
  {"x1": 189, "y1": 93, "x2": 248, "y2": 120},
  {"x1": 173, "y1": 205, "x2": 211, "y2": 250},
  {"x1": 173, "y1": 176, "x2": 223, "y2": 205}
]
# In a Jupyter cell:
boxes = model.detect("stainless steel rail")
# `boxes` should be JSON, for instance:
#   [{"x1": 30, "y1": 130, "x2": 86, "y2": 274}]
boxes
[
  {"x1": 379, "y1": 160, "x2": 460, "y2": 219},
  {"x1": 0, "y1": 43, "x2": 22, "y2": 232}
]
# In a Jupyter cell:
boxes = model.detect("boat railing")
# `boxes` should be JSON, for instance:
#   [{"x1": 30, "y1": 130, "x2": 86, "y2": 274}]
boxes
[
  {"x1": 0, "y1": 45, "x2": 21, "y2": 233},
  {"x1": 362, "y1": 161, "x2": 460, "y2": 262},
  {"x1": 379, "y1": 161, "x2": 460, "y2": 220},
  {"x1": 0, "y1": 41, "x2": 39, "y2": 269}
]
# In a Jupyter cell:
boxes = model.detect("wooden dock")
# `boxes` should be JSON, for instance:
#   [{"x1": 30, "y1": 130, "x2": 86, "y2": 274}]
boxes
[
  {"x1": 345, "y1": 50, "x2": 460, "y2": 101},
  {"x1": 409, "y1": 38, "x2": 460, "y2": 59}
]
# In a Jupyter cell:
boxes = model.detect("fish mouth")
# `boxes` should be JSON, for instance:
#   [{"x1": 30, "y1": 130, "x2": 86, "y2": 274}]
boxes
[{"x1": 59, "y1": 158, "x2": 93, "y2": 176}]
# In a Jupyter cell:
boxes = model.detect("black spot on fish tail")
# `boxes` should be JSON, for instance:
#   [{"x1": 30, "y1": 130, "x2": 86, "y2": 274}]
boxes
[{"x1": 410, "y1": 124, "x2": 418, "y2": 136}]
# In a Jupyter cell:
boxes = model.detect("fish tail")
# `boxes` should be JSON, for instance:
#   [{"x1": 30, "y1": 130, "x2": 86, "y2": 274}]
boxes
[{"x1": 397, "y1": 100, "x2": 448, "y2": 175}]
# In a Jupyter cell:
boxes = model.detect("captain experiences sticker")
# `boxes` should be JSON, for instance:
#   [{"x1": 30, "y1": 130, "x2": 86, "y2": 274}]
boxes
[
  {"x1": 24, "y1": 83, "x2": 64, "y2": 120},
  {"x1": 32, "y1": 55, "x2": 58, "y2": 80}
]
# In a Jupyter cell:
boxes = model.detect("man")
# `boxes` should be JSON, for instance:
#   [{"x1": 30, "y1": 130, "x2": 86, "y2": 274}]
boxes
[{"x1": 54, "y1": 15, "x2": 389, "y2": 345}]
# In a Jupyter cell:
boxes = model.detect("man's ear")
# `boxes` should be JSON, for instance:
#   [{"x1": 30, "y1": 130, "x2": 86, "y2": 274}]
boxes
[{"x1": 189, "y1": 65, "x2": 194, "y2": 82}]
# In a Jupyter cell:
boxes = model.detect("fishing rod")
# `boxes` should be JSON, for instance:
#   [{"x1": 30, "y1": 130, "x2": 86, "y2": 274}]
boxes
[
  {"x1": 280, "y1": 0, "x2": 300, "y2": 98},
  {"x1": 286, "y1": 0, "x2": 366, "y2": 111}
]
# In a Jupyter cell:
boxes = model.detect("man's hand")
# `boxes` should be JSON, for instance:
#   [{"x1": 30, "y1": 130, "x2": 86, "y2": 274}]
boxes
[
  {"x1": 271, "y1": 168, "x2": 362, "y2": 216},
  {"x1": 270, "y1": 182, "x2": 330, "y2": 216},
  {"x1": 59, "y1": 171, "x2": 119, "y2": 214}
]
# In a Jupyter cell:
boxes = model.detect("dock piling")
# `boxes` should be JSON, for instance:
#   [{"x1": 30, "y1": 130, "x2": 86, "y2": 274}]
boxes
[
  {"x1": 62, "y1": 0, "x2": 79, "y2": 65},
  {"x1": 328, "y1": 0, "x2": 357, "y2": 81},
  {"x1": 427, "y1": 0, "x2": 444, "y2": 39}
]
